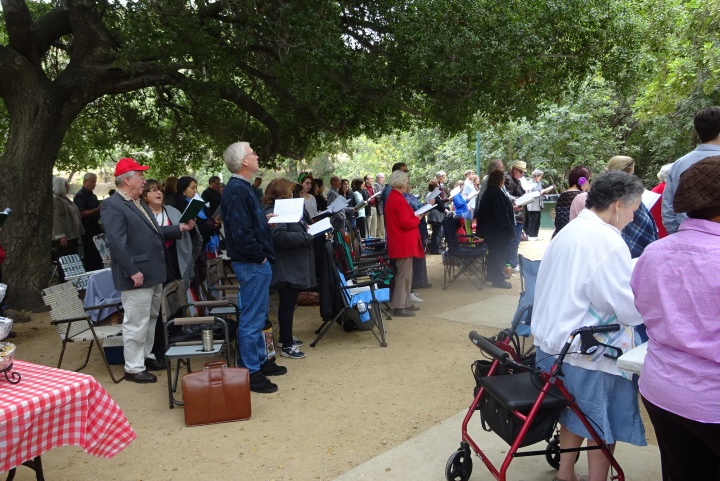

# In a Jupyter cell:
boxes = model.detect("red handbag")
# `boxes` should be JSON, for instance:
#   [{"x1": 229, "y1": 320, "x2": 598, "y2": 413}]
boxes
[{"x1": 181, "y1": 362, "x2": 251, "y2": 426}]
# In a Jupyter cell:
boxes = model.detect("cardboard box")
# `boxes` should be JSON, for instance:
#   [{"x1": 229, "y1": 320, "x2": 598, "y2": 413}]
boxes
[{"x1": 103, "y1": 336, "x2": 124, "y2": 365}]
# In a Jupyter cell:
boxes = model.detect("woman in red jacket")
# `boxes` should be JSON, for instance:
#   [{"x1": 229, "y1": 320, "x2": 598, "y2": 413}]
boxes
[{"x1": 384, "y1": 170, "x2": 424, "y2": 317}]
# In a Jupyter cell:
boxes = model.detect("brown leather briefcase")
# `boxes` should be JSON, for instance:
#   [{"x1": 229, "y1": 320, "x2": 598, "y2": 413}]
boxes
[{"x1": 181, "y1": 361, "x2": 251, "y2": 426}]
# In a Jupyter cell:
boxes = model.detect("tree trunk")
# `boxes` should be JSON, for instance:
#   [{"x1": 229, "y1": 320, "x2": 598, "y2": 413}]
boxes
[{"x1": 0, "y1": 88, "x2": 74, "y2": 311}]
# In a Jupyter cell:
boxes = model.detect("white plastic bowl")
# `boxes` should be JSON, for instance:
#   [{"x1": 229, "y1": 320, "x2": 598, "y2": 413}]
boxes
[
  {"x1": 0, "y1": 342, "x2": 16, "y2": 371},
  {"x1": 0, "y1": 317, "x2": 12, "y2": 341}
]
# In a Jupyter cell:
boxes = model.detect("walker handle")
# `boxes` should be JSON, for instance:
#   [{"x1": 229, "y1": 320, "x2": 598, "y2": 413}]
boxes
[
  {"x1": 469, "y1": 331, "x2": 510, "y2": 364},
  {"x1": 586, "y1": 324, "x2": 621, "y2": 334}
]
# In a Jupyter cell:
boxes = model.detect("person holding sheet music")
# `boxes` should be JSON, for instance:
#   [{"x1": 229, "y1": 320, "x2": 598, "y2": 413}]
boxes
[
  {"x1": 262, "y1": 178, "x2": 315, "y2": 360},
  {"x1": 141, "y1": 179, "x2": 201, "y2": 286},
  {"x1": 327, "y1": 175, "x2": 354, "y2": 231},
  {"x1": 475, "y1": 170, "x2": 514, "y2": 289},
  {"x1": 222, "y1": 142, "x2": 286, "y2": 394},
  {"x1": 504, "y1": 160, "x2": 528, "y2": 272},
  {"x1": 298, "y1": 172, "x2": 318, "y2": 218},
  {"x1": 382, "y1": 163, "x2": 432, "y2": 289},
  {"x1": 351, "y1": 179, "x2": 367, "y2": 238},
  {"x1": 384, "y1": 170, "x2": 425, "y2": 317},
  {"x1": 141, "y1": 179, "x2": 202, "y2": 363},
  {"x1": 313, "y1": 178, "x2": 327, "y2": 212},
  {"x1": 165, "y1": 176, "x2": 221, "y2": 255},
  {"x1": 452, "y1": 180, "x2": 473, "y2": 236}
]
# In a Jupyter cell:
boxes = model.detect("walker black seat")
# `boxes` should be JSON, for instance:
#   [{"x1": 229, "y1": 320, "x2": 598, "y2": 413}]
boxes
[{"x1": 477, "y1": 372, "x2": 567, "y2": 412}]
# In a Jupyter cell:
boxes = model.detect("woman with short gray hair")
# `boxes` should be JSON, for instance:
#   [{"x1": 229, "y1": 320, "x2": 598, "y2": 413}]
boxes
[
  {"x1": 383, "y1": 170, "x2": 424, "y2": 317},
  {"x1": 532, "y1": 170, "x2": 647, "y2": 481},
  {"x1": 52, "y1": 176, "x2": 84, "y2": 267}
]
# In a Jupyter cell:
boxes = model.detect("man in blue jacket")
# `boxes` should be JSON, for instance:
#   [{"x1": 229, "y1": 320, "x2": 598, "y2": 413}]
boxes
[{"x1": 222, "y1": 142, "x2": 286, "y2": 393}]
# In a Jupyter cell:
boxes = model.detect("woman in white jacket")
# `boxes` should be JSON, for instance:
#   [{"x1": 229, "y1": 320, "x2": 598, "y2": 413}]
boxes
[{"x1": 532, "y1": 170, "x2": 646, "y2": 481}]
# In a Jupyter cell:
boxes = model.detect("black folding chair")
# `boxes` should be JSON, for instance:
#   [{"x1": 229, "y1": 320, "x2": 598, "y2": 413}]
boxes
[{"x1": 442, "y1": 214, "x2": 487, "y2": 290}]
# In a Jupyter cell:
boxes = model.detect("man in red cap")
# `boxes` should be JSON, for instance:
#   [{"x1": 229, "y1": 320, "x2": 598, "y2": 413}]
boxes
[{"x1": 101, "y1": 158, "x2": 194, "y2": 383}]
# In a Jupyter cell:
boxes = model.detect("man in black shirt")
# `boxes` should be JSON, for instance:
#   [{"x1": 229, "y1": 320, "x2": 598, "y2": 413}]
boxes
[
  {"x1": 73, "y1": 173, "x2": 104, "y2": 271},
  {"x1": 201, "y1": 175, "x2": 223, "y2": 216}
]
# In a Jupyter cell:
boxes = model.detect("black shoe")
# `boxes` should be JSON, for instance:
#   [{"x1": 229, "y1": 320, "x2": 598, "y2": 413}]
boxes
[
  {"x1": 491, "y1": 281, "x2": 512, "y2": 289},
  {"x1": 250, "y1": 372, "x2": 278, "y2": 393},
  {"x1": 260, "y1": 358, "x2": 288, "y2": 376},
  {"x1": 407, "y1": 305, "x2": 421, "y2": 312},
  {"x1": 124, "y1": 371, "x2": 157, "y2": 383},
  {"x1": 392, "y1": 308, "x2": 416, "y2": 317},
  {"x1": 413, "y1": 283, "x2": 433, "y2": 289},
  {"x1": 144, "y1": 358, "x2": 167, "y2": 371}
]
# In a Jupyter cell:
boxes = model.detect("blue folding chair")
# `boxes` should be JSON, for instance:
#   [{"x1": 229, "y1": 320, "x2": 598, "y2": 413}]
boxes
[
  {"x1": 510, "y1": 255, "x2": 541, "y2": 356},
  {"x1": 310, "y1": 268, "x2": 390, "y2": 347}
]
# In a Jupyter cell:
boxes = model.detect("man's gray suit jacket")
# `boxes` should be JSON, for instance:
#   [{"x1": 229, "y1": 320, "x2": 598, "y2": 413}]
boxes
[{"x1": 101, "y1": 193, "x2": 182, "y2": 291}]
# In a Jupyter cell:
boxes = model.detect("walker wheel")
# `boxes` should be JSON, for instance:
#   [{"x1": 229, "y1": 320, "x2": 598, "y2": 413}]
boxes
[
  {"x1": 445, "y1": 448, "x2": 472, "y2": 481},
  {"x1": 545, "y1": 435, "x2": 580, "y2": 470}
]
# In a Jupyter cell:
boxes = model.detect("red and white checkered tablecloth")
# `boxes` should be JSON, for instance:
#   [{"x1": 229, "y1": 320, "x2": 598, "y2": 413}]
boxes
[{"x1": 0, "y1": 360, "x2": 136, "y2": 472}]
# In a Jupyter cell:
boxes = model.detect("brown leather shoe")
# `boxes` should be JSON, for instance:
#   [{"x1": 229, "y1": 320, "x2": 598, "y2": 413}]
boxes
[
  {"x1": 144, "y1": 358, "x2": 167, "y2": 371},
  {"x1": 124, "y1": 371, "x2": 157, "y2": 383}
]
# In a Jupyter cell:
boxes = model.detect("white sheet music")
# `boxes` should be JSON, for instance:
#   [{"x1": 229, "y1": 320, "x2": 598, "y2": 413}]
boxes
[
  {"x1": 308, "y1": 217, "x2": 333, "y2": 236},
  {"x1": 267, "y1": 198, "x2": 305, "y2": 224},
  {"x1": 327, "y1": 195, "x2": 349, "y2": 213},
  {"x1": 426, "y1": 187, "x2": 441, "y2": 200},
  {"x1": 414, "y1": 204, "x2": 435, "y2": 216},
  {"x1": 513, "y1": 191, "x2": 540, "y2": 207},
  {"x1": 641, "y1": 189, "x2": 661, "y2": 210}
]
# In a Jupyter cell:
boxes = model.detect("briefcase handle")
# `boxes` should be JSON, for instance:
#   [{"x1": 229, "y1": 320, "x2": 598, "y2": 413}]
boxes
[{"x1": 203, "y1": 361, "x2": 228, "y2": 370}]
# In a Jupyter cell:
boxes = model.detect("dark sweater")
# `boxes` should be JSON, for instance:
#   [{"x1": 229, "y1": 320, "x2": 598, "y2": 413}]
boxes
[
  {"x1": 222, "y1": 176, "x2": 275, "y2": 264},
  {"x1": 475, "y1": 186, "x2": 514, "y2": 241},
  {"x1": 262, "y1": 205, "x2": 316, "y2": 290}
]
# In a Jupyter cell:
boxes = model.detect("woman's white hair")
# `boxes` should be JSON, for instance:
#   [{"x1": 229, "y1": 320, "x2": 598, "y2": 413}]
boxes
[
  {"x1": 224, "y1": 142, "x2": 250, "y2": 173},
  {"x1": 531, "y1": 169, "x2": 544, "y2": 178},
  {"x1": 52, "y1": 177, "x2": 68, "y2": 197},
  {"x1": 387, "y1": 170, "x2": 409, "y2": 189},
  {"x1": 657, "y1": 163, "x2": 673, "y2": 183}
]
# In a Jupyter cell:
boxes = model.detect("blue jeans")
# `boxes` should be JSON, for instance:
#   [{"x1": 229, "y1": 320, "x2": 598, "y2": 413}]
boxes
[
  {"x1": 507, "y1": 223, "x2": 523, "y2": 268},
  {"x1": 232, "y1": 261, "x2": 272, "y2": 374}
]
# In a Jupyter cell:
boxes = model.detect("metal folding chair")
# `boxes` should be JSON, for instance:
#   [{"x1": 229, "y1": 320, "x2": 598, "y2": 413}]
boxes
[
  {"x1": 311, "y1": 266, "x2": 389, "y2": 348},
  {"x1": 41, "y1": 281, "x2": 124, "y2": 383},
  {"x1": 161, "y1": 279, "x2": 232, "y2": 408},
  {"x1": 442, "y1": 215, "x2": 487, "y2": 290}
]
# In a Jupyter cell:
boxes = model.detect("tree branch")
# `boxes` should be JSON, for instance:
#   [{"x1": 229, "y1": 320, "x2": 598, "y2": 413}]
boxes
[
  {"x1": 33, "y1": 8, "x2": 72, "y2": 58},
  {"x1": 65, "y1": 0, "x2": 116, "y2": 64},
  {"x1": 1, "y1": 0, "x2": 40, "y2": 65},
  {"x1": 219, "y1": 84, "x2": 283, "y2": 155}
]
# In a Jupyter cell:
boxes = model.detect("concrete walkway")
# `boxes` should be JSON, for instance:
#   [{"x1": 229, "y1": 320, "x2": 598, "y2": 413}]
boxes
[
  {"x1": 333, "y1": 409, "x2": 661, "y2": 481},
  {"x1": 333, "y1": 230, "x2": 662, "y2": 481}
]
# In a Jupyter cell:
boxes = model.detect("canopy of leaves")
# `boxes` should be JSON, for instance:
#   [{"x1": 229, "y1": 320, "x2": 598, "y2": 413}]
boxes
[{"x1": 2, "y1": 0, "x2": 634, "y2": 174}]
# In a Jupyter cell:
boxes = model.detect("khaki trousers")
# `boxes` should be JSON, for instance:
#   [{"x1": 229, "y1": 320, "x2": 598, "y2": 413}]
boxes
[
  {"x1": 121, "y1": 284, "x2": 162, "y2": 374},
  {"x1": 392, "y1": 257, "x2": 413, "y2": 309}
]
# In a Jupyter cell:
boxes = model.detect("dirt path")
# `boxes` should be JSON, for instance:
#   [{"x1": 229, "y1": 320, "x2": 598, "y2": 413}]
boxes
[{"x1": 3, "y1": 229, "x2": 654, "y2": 480}]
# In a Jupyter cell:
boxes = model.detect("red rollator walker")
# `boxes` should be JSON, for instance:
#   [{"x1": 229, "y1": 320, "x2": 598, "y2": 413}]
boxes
[{"x1": 446, "y1": 326, "x2": 626, "y2": 481}]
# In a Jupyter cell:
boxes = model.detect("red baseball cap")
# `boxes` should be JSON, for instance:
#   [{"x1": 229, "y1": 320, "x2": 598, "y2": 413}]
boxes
[{"x1": 114, "y1": 158, "x2": 149, "y2": 177}]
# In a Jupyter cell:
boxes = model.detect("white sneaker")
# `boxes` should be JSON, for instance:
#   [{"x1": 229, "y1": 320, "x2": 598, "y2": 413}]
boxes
[
  {"x1": 410, "y1": 292, "x2": 423, "y2": 303},
  {"x1": 512, "y1": 266, "x2": 520, "y2": 273}
]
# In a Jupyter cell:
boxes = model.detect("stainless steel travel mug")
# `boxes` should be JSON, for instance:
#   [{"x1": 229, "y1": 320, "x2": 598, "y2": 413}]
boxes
[{"x1": 201, "y1": 327, "x2": 213, "y2": 352}]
